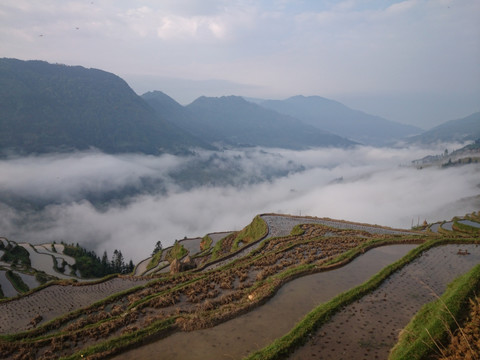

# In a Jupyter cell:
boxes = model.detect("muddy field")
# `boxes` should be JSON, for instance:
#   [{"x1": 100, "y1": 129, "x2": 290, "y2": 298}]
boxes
[
  {"x1": 0, "y1": 277, "x2": 149, "y2": 334},
  {"x1": 289, "y1": 244, "x2": 480, "y2": 360},
  {"x1": 116, "y1": 245, "x2": 417, "y2": 360},
  {"x1": 0, "y1": 219, "x2": 410, "y2": 359}
]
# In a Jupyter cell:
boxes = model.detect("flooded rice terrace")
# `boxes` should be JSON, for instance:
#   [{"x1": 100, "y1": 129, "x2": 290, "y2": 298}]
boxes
[
  {"x1": 289, "y1": 243, "x2": 480, "y2": 360},
  {"x1": 117, "y1": 244, "x2": 417, "y2": 360}
]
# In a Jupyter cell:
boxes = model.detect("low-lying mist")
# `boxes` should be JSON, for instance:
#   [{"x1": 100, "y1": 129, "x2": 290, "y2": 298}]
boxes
[{"x1": 1, "y1": 145, "x2": 478, "y2": 262}]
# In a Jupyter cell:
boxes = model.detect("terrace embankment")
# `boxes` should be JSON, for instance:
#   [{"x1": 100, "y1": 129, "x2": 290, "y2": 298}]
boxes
[
  {"x1": 115, "y1": 244, "x2": 417, "y2": 360},
  {"x1": 200, "y1": 214, "x2": 415, "y2": 272},
  {"x1": 0, "y1": 276, "x2": 149, "y2": 334},
  {"x1": 288, "y1": 243, "x2": 480, "y2": 360},
  {"x1": 0, "y1": 220, "x2": 421, "y2": 359}
]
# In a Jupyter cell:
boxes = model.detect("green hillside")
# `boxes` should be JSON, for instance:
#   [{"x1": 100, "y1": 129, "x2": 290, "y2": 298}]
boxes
[{"x1": 0, "y1": 58, "x2": 206, "y2": 155}]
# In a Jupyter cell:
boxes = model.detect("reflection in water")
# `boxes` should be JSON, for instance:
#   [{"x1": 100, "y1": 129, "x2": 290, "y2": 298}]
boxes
[{"x1": 117, "y1": 244, "x2": 417, "y2": 360}]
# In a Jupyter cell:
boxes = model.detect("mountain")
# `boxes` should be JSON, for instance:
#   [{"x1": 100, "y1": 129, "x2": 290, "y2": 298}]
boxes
[
  {"x1": 144, "y1": 93, "x2": 356, "y2": 149},
  {"x1": 259, "y1": 95, "x2": 422, "y2": 146},
  {"x1": 0, "y1": 58, "x2": 208, "y2": 155},
  {"x1": 408, "y1": 112, "x2": 480, "y2": 145}
]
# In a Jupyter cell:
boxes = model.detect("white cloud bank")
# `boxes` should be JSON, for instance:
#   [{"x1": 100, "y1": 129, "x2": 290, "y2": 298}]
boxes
[{"x1": 0, "y1": 145, "x2": 478, "y2": 262}]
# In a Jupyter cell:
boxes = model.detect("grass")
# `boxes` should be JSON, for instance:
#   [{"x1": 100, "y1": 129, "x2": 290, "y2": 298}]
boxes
[
  {"x1": 453, "y1": 220, "x2": 480, "y2": 236},
  {"x1": 3, "y1": 214, "x2": 479, "y2": 360},
  {"x1": 389, "y1": 263, "x2": 480, "y2": 360},
  {"x1": 200, "y1": 235, "x2": 213, "y2": 251},
  {"x1": 243, "y1": 238, "x2": 468, "y2": 360},
  {"x1": 5, "y1": 270, "x2": 29, "y2": 293},
  {"x1": 0, "y1": 244, "x2": 31, "y2": 267},
  {"x1": 232, "y1": 215, "x2": 268, "y2": 251},
  {"x1": 210, "y1": 237, "x2": 225, "y2": 261},
  {"x1": 165, "y1": 242, "x2": 188, "y2": 263},
  {"x1": 59, "y1": 317, "x2": 177, "y2": 360},
  {"x1": 146, "y1": 249, "x2": 163, "y2": 272}
]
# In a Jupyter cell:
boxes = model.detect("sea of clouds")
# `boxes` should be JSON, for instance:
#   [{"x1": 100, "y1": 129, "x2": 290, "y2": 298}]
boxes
[{"x1": 0, "y1": 144, "x2": 478, "y2": 262}]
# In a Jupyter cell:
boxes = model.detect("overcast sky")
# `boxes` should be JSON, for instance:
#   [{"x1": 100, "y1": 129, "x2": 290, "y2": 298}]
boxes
[{"x1": 1, "y1": 0, "x2": 479, "y2": 128}]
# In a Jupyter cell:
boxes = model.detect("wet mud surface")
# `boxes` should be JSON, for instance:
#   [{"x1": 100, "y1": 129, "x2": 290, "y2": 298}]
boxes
[
  {"x1": 116, "y1": 245, "x2": 417, "y2": 360},
  {"x1": 0, "y1": 277, "x2": 149, "y2": 333},
  {"x1": 289, "y1": 244, "x2": 480, "y2": 360}
]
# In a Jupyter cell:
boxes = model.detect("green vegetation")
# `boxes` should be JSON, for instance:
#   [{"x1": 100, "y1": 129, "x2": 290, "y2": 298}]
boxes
[
  {"x1": 290, "y1": 224, "x2": 305, "y2": 236},
  {"x1": 0, "y1": 244, "x2": 31, "y2": 267},
  {"x1": 34, "y1": 271, "x2": 55, "y2": 285},
  {"x1": 453, "y1": 220, "x2": 480, "y2": 235},
  {"x1": 63, "y1": 243, "x2": 134, "y2": 278},
  {"x1": 0, "y1": 58, "x2": 207, "y2": 156},
  {"x1": 210, "y1": 238, "x2": 225, "y2": 261},
  {"x1": 5, "y1": 270, "x2": 29, "y2": 293},
  {"x1": 389, "y1": 263, "x2": 480, "y2": 360},
  {"x1": 243, "y1": 239, "x2": 446, "y2": 360},
  {"x1": 232, "y1": 215, "x2": 268, "y2": 251},
  {"x1": 165, "y1": 241, "x2": 188, "y2": 262},
  {"x1": 146, "y1": 249, "x2": 164, "y2": 271},
  {"x1": 3, "y1": 213, "x2": 480, "y2": 360},
  {"x1": 200, "y1": 235, "x2": 213, "y2": 251}
]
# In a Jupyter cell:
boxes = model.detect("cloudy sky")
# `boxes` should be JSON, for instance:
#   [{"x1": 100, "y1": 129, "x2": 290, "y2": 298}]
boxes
[{"x1": 0, "y1": 0, "x2": 479, "y2": 128}]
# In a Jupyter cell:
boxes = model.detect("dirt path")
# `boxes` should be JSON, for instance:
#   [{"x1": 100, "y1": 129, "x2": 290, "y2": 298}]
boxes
[
  {"x1": 0, "y1": 277, "x2": 149, "y2": 334},
  {"x1": 289, "y1": 244, "x2": 480, "y2": 360}
]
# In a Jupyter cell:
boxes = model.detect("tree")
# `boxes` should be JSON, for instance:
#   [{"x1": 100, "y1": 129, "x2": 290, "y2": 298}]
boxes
[
  {"x1": 151, "y1": 240, "x2": 163, "y2": 256},
  {"x1": 111, "y1": 249, "x2": 124, "y2": 274}
]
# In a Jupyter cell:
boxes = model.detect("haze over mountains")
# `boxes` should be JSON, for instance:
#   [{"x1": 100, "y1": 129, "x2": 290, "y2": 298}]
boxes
[
  {"x1": 407, "y1": 112, "x2": 480, "y2": 145},
  {"x1": 143, "y1": 91, "x2": 354, "y2": 149},
  {"x1": 2, "y1": 58, "x2": 479, "y2": 157},
  {"x1": 259, "y1": 95, "x2": 423, "y2": 146},
  {"x1": 0, "y1": 58, "x2": 208, "y2": 155}
]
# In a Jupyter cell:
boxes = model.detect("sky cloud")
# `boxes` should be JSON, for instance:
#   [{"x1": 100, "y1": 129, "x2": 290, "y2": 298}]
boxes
[
  {"x1": 0, "y1": 145, "x2": 478, "y2": 263},
  {"x1": 0, "y1": 0, "x2": 478, "y2": 127}
]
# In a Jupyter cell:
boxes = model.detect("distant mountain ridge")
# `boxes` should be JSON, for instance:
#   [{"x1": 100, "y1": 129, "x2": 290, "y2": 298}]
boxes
[
  {"x1": 0, "y1": 58, "x2": 208, "y2": 155},
  {"x1": 143, "y1": 92, "x2": 356, "y2": 149},
  {"x1": 259, "y1": 95, "x2": 423, "y2": 146},
  {"x1": 407, "y1": 112, "x2": 480, "y2": 144},
  {"x1": 2, "y1": 58, "x2": 477, "y2": 155}
]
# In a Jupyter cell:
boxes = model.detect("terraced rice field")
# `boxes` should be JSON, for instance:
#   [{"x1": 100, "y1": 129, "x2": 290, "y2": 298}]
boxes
[
  {"x1": 116, "y1": 244, "x2": 417, "y2": 360},
  {"x1": 0, "y1": 214, "x2": 477, "y2": 360},
  {"x1": 0, "y1": 217, "x2": 418, "y2": 359},
  {"x1": 0, "y1": 271, "x2": 17, "y2": 298},
  {"x1": 289, "y1": 244, "x2": 480, "y2": 360},
  {"x1": 201, "y1": 215, "x2": 415, "y2": 272},
  {"x1": 18, "y1": 244, "x2": 77, "y2": 280},
  {"x1": 0, "y1": 276, "x2": 149, "y2": 334}
]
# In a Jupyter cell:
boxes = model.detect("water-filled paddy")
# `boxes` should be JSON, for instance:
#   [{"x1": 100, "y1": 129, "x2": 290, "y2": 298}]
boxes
[
  {"x1": 116, "y1": 244, "x2": 417, "y2": 360},
  {"x1": 289, "y1": 244, "x2": 480, "y2": 360},
  {"x1": 19, "y1": 244, "x2": 74, "y2": 280},
  {"x1": 0, "y1": 271, "x2": 17, "y2": 298},
  {"x1": 459, "y1": 219, "x2": 480, "y2": 228}
]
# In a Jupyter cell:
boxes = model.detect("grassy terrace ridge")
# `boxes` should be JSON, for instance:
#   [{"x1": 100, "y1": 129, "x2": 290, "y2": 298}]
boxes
[
  {"x1": 232, "y1": 215, "x2": 269, "y2": 251},
  {"x1": 1, "y1": 214, "x2": 477, "y2": 359},
  {"x1": 204, "y1": 215, "x2": 268, "y2": 263},
  {"x1": 54, "y1": 236, "x2": 422, "y2": 360},
  {"x1": 389, "y1": 262, "x2": 480, "y2": 360},
  {"x1": 453, "y1": 220, "x2": 480, "y2": 235},
  {"x1": 0, "y1": 273, "x2": 120, "y2": 305},
  {"x1": 5, "y1": 270, "x2": 29, "y2": 293},
  {"x1": 243, "y1": 237, "x2": 480, "y2": 360},
  {"x1": 0, "y1": 221, "x2": 423, "y2": 359},
  {"x1": 146, "y1": 250, "x2": 163, "y2": 272}
]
